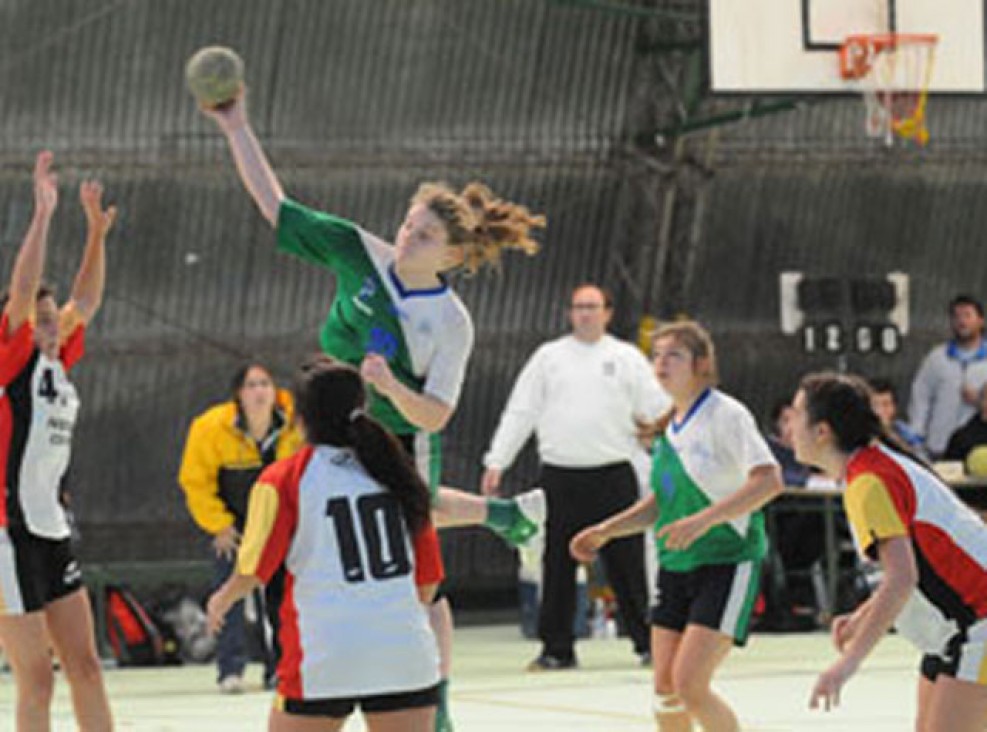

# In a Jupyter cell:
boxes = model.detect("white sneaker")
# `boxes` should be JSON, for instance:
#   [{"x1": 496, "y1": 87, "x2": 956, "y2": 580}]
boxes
[
  {"x1": 218, "y1": 674, "x2": 244, "y2": 694},
  {"x1": 516, "y1": 488, "x2": 546, "y2": 528},
  {"x1": 513, "y1": 488, "x2": 547, "y2": 548}
]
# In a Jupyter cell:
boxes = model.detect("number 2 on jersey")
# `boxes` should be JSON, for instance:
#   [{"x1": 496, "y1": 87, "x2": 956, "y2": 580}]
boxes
[{"x1": 325, "y1": 494, "x2": 411, "y2": 583}]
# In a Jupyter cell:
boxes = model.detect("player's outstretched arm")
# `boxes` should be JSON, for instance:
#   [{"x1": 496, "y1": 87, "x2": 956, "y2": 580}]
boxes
[
  {"x1": 6, "y1": 151, "x2": 57, "y2": 331},
  {"x1": 809, "y1": 536, "x2": 916, "y2": 712},
  {"x1": 571, "y1": 493, "x2": 658, "y2": 562},
  {"x1": 201, "y1": 91, "x2": 285, "y2": 227},
  {"x1": 64, "y1": 180, "x2": 116, "y2": 329}
]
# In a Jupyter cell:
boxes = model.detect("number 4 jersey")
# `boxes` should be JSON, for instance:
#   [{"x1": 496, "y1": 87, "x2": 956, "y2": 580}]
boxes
[
  {"x1": 0, "y1": 314, "x2": 83, "y2": 540},
  {"x1": 238, "y1": 444, "x2": 443, "y2": 700}
]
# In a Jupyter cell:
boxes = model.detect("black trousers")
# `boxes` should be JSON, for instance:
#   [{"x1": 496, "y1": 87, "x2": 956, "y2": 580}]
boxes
[{"x1": 538, "y1": 461, "x2": 650, "y2": 659}]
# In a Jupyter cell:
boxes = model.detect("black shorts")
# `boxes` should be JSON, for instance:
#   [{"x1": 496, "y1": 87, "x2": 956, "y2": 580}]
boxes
[
  {"x1": 920, "y1": 625, "x2": 987, "y2": 686},
  {"x1": 0, "y1": 527, "x2": 82, "y2": 615},
  {"x1": 649, "y1": 562, "x2": 761, "y2": 646},
  {"x1": 278, "y1": 683, "x2": 440, "y2": 718}
]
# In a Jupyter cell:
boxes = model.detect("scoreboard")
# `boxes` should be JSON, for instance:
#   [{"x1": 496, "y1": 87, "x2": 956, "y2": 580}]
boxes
[{"x1": 779, "y1": 273, "x2": 908, "y2": 355}]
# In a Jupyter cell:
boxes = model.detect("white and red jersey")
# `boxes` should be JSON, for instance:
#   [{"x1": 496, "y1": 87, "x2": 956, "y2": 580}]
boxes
[
  {"x1": 845, "y1": 443, "x2": 987, "y2": 653},
  {"x1": 0, "y1": 314, "x2": 84, "y2": 540},
  {"x1": 238, "y1": 444, "x2": 443, "y2": 700}
]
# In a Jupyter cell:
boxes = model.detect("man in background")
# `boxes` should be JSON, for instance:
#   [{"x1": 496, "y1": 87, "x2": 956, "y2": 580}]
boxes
[{"x1": 909, "y1": 294, "x2": 987, "y2": 458}]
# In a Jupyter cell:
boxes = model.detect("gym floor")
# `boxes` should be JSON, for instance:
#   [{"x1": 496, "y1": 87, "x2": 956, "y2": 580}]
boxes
[{"x1": 1, "y1": 625, "x2": 918, "y2": 731}]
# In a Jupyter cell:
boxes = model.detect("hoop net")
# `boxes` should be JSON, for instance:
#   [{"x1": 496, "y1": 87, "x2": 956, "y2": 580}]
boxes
[{"x1": 839, "y1": 33, "x2": 938, "y2": 146}]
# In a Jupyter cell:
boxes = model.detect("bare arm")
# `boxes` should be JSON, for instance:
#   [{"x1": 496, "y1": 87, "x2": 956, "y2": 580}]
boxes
[
  {"x1": 361, "y1": 353, "x2": 453, "y2": 433},
  {"x1": 571, "y1": 493, "x2": 658, "y2": 563},
  {"x1": 417, "y1": 583, "x2": 438, "y2": 604},
  {"x1": 6, "y1": 151, "x2": 58, "y2": 331},
  {"x1": 658, "y1": 464, "x2": 784, "y2": 551},
  {"x1": 809, "y1": 537, "x2": 916, "y2": 711},
  {"x1": 201, "y1": 92, "x2": 285, "y2": 226},
  {"x1": 63, "y1": 180, "x2": 116, "y2": 328},
  {"x1": 206, "y1": 572, "x2": 262, "y2": 635}
]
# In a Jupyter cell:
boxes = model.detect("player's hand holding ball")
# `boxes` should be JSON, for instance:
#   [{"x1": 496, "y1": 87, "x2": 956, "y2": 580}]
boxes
[{"x1": 185, "y1": 45, "x2": 248, "y2": 130}]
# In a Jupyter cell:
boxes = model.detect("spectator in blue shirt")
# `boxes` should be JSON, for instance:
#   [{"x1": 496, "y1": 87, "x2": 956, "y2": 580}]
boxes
[{"x1": 870, "y1": 378, "x2": 927, "y2": 458}]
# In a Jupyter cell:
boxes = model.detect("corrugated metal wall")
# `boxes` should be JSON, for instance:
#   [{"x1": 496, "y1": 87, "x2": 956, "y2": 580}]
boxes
[
  {"x1": 0, "y1": 1, "x2": 649, "y2": 599},
  {"x1": 3, "y1": 0, "x2": 986, "y2": 600}
]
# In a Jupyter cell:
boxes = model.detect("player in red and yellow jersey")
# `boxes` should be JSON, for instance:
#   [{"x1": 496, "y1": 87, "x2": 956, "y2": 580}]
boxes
[
  {"x1": 792, "y1": 371, "x2": 987, "y2": 732},
  {"x1": 208, "y1": 355, "x2": 443, "y2": 732}
]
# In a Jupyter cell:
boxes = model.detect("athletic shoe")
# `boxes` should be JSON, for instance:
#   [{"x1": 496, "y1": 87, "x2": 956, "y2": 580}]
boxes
[
  {"x1": 218, "y1": 674, "x2": 244, "y2": 694},
  {"x1": 435, "y1": 706, "x2": 454, "y2": 732},
  {"x1": 637, "y1": 650, "x2": 653, "y2": 667},
  {"x1": 502, "y1": 488, "x2": 546, "y2": 547},
  {"x1": 527, "y1": 653, "x2": 578, "y2": 671}
]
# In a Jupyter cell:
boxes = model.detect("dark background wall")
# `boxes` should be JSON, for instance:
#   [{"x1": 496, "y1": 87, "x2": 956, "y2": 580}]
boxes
[{"x1": 1, "y1": 0, "x2": 983, "y2": 601}]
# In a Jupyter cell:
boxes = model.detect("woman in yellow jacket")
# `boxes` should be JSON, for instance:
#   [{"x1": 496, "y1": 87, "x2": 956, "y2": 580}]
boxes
[{"x1": 179, "y1": 362, "x2": 303, "y2": 693}]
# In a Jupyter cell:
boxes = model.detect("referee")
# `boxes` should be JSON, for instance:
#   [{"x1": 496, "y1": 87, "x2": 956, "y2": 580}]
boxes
[{"x1": 481, "y1": 283, "x2": 669, "y2": 670}]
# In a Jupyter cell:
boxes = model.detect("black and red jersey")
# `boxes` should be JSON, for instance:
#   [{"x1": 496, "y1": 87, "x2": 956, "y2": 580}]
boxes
[{"x1": 0, "y1": 313, "x2": 84, "y2": 539}]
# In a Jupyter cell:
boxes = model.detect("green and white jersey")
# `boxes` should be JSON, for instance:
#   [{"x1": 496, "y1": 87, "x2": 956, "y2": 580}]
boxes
[
  {"x1": 276, "y1": 199, "x2": 474, "y2": 439},
  {"x1": 651, "y1": 388, "x2": 777, "y2": 571}
]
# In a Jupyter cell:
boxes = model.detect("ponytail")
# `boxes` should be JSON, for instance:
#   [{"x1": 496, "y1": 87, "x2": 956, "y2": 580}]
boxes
[
  {"x1": 347, "y1": 413, "x2": 431, "y2": 535},
  {"x1": 293, "y1": 355, "x2": 432, "y2": 535},
  {"x1": 800, "y1": 371, "x2": 933, "y2": 471}
]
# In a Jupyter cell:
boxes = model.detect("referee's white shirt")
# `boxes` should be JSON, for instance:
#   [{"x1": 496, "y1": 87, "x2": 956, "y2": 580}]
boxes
[{"x1": 483, "y1": 334, "x2": 670, "y2": 470}]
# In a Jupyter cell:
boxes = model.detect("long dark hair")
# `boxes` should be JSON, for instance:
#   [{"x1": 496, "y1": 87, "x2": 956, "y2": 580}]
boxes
[
  {"x1": 293, "y1": 354, "x2": 431, "y2": 535},
  {"x1": 229, "y1": 361, "x2": 275, "y2": 409},
  {"x1": 798, "y1": 371, "x2": 928, "y2": 467}
]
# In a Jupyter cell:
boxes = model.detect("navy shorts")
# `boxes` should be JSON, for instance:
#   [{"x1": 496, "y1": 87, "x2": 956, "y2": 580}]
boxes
[
  {"x1": 649, "y1": 561, "x2": 761, "y2": 646},
  {"x1": 0, "y1": 527, "x2": 82, "y2": 615},
  {"x1": 278, "y1": 683, "x2": 440, "y2": 718}
]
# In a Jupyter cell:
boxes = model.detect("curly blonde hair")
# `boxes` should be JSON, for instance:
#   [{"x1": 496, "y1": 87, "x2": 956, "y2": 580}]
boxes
[{"x1": 411, "y1": 182, "x2": 544, "y2": 275}]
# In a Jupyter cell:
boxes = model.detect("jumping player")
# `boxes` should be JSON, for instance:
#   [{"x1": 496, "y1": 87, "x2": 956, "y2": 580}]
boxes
[
  {"x1": 207, "y1": 355, "x2": 443, "y2": 732},
  {"x1": 199, "y1": 89, "x2": 545, "y2": 731},
  {"x1": 0, "y1": 151, "x2": 117, "y2": 731}
]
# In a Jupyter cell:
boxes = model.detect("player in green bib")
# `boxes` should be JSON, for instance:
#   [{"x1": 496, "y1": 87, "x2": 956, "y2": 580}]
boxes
[
  {"x1": 201, "y1": 90, "x2": 545, "y2": 732},
  {"x1": 571, "y1": 321, "x2": 783, "y2": 732}
]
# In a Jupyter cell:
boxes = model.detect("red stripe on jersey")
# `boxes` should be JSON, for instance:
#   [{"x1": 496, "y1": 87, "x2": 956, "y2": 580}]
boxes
[
  {"x1": 914, "y1": 521, "x2": 987, "y2": 617},
  {"x1": 276, "y1": 570, "x2": 304, "y2": 700},
  {"x1": 847, "y1": 445, "x2": 916, "y2": 526},
  {"x1": 413, "y1": 522, "x2": 444, "y2": 587},
  {"x1": 59, "y1": 325, "x2": 85, "y2": 371},
  {"x1": 0, "y1": 314, "x2": 34, "y2": 529},
  {"x1": 0, "y1": 314, "x2": 34, "y2": 386},
  {"x1": 253, "y1": 447, "x2": 313, "y2": 584}
]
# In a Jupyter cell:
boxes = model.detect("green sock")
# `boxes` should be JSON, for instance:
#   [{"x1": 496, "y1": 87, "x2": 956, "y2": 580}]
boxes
[
  {"x1": 436, "y1": 677, "x2": 453, "y2": 732},
  {"x1": 484, "y1": 498, "x2": 516, "y2": 533}
]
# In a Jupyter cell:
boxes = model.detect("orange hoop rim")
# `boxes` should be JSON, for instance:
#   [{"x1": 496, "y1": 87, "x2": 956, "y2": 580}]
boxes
[
  {"x1": 839, "y1": 33, "x2": 939, "y2": 81},
  {"x1": 842, "y1": 32, "x2": 939, "y2": 48},
  {"x1": 838, "y1": 33, "x2": 939, "y2": 145}
]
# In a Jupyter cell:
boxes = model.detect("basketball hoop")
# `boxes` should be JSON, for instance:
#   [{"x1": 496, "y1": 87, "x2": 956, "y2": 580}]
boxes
[{"x1": 839, "y1": 33, "x2": 938, "y2": 146}]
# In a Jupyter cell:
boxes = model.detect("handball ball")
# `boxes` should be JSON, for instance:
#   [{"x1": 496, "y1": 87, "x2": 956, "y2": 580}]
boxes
[
  {"x1": 966, "y1": 446, "x2": 987, "y2": 477},
  {"x1": 185, "y1": 46, "x2": 244, "y2": 109}
]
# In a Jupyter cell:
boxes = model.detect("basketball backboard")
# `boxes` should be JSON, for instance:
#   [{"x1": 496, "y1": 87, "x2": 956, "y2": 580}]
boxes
[{"x1": 709, "y1": 0, "x2": 985, "y2": 93}]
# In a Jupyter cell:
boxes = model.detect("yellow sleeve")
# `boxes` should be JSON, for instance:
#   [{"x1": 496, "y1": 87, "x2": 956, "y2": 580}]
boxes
[
  {"x1": 58, "y1": 301, "x2": 85, "y2": 342},
  {"x1": 237, "y1": 482, "x2": 282, "y2": 578},
  {"x1": 844, "y1": 473, "x2": 909, "y2": 555},
  {"x1": 177, "y1": 417, "x2": 235, "y2": 535}
]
